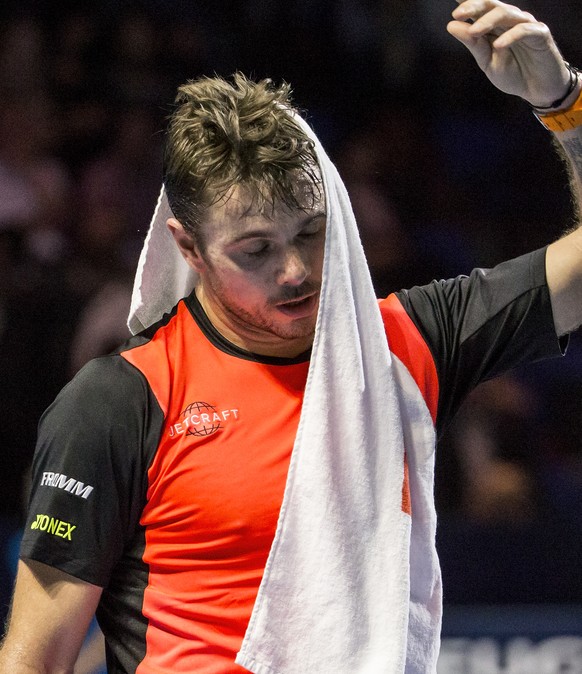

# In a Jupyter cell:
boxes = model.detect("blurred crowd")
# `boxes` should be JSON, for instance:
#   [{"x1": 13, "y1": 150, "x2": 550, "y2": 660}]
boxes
[{"x1": 2, "y1": 0, "x2": 582, "y2": 618}]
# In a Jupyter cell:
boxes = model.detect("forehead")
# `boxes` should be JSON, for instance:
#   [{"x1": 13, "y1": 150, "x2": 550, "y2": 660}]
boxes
[{"x1": 202, "y1": 179, "x2": 325, "y2": 236}]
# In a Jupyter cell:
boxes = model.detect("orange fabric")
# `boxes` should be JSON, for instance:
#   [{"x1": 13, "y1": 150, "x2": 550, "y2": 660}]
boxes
[
  {"x1": 123, "y1": 302, "x2": 308, "y2": 673},
  {"x1": 120, "y1": 295, "x2": 438, "y2": 672},
  {"x1": 380, "y1": 294, "x2": 440, "y2": 424},
  {"x1": 380, "y1": 294, "x2": 440, "y2": 517},
  {"x1": 401, "y1": 455, "x2": 411, "y2": 516}
]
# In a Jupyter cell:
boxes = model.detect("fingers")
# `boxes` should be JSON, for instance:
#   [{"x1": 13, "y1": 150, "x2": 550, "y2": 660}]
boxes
[
  {"x1": 446, "y1": 20, "x2": 493, "y2": 71},
  {"x1": 486, "y1": 20, "x2": 550, "y2": 51},
  {"x1": 450, "y1": 0, "x2": 551, "y2": 51},
  {"x1": 452, "y1": 0, "x2": 535, "y2": 27}
]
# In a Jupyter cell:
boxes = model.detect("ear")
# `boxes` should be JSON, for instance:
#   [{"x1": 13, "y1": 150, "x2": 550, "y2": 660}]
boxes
[{"x1": 167, "y1": 218, "x2": 206, "y2": 273}]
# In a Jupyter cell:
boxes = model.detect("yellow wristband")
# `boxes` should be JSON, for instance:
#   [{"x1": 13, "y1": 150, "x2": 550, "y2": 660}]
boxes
[{"x1": 534, "y1": 87, "x2": 582, "y2": 132}]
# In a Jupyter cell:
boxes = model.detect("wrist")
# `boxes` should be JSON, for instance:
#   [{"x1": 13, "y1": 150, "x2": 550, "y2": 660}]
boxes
[
  {"x1": 530, "y1": 63, "x2": 581, "y2": 112},
  {"x1": 533, "y1": 67, "x2": 582, "y2": 132}
]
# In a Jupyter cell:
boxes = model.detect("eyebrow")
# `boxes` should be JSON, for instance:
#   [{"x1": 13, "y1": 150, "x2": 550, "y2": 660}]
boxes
[
  {"x1": 228, "y1": 211, "x2": 327, "y2": 245},
  {"x1": 229, "y1": 229, "x2": 275, "y2": 245}
]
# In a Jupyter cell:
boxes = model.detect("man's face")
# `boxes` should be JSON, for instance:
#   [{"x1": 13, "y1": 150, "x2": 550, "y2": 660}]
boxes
[{"x1": 182, "y1": 183, "x2": 326, "y2": 358}]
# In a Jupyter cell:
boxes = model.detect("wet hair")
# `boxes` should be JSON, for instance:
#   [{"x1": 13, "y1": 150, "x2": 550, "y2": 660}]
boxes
[{"x1": 163, "y1": 72, "x2": 321, "y2": 244}]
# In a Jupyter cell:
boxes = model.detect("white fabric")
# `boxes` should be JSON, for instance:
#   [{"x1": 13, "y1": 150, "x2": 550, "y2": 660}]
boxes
[
  {"x1": 128, "y1": 115, "x2": 441, "y2": 673},
  {"x1": 128, "y1": 187, "x2": 197, "y2": 334}
]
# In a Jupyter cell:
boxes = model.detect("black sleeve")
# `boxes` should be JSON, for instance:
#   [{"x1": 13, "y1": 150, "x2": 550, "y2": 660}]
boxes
[
  {"x1": 395, "y1": 247, "x2": 567, "y2": 436},
  {"x1": 19, "y1": 355, "x2": 164, "y2": 587}
]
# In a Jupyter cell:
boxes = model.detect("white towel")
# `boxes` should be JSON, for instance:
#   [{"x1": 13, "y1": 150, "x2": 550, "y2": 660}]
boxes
[
  {"x1": 128, "y1": 187, "x2": 196, "y2": 334},
  {"x1": 128, "y1": 115, "x2": 441, "y2": 673}
]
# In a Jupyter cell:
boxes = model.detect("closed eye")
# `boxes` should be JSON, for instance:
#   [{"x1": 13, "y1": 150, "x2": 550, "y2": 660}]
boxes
[
  {"x1": 244, "y1": 243, "x2": 270, "y2": 257},
  {"x1": 299, "y1": 229, "x2": 319, "y2": 239},
  {"x1": 298, "y1": 216, "x2": 326, "y2": 239}
]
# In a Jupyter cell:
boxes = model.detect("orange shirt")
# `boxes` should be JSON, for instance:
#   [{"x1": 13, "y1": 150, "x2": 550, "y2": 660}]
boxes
[
  {"x1": 123, "y1": 300, "x2": 310, "y2": 673},
  {"x1": 119, "y1": 292, "x2": 437, "y2": 673}
]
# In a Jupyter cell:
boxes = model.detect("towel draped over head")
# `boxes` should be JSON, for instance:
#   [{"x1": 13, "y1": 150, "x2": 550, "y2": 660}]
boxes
[{"x1": 128, "y1": 111, "x2": 442, "y2": 674}]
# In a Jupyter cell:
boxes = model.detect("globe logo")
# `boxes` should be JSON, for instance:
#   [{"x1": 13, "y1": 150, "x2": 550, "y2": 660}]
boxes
[{"x1": 181, "y1": 401, "x2": 223, "y2": 437}]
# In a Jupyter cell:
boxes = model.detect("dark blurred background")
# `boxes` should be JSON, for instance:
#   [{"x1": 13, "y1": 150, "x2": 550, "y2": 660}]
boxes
[{"x1": 1, "y1": 0, "x2": 582, "y2": 662}]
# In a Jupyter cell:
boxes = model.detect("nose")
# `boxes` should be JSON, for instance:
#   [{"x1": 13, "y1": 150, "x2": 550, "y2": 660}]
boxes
[{"x1": 277, "y1": 246, "x2": 309, "y2": 286}]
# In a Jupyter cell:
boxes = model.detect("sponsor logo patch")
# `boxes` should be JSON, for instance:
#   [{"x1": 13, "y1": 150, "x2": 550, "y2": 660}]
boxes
[
  {"x1": 30, "y1": 514, "x2": 76, "y2": 541},
  {"x1": 168, "y1": 401, "x2": 239, "y2": 439},
  {"x1": 40, "y1": 472, "x2": 94, "y2": 499}
]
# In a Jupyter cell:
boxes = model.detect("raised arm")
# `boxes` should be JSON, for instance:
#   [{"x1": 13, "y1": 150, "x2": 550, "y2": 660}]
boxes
[
  {"x1": 448, "y1": 0, "x2": 582, "y2": 336},
  {"x1": 0, "y1": 559, "x2": 102, "y2": 673}
]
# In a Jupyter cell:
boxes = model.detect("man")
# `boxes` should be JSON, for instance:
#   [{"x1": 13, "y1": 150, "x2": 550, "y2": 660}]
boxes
[{"x1": 2, "y1": 1, "x2": 582, "y2": 672}]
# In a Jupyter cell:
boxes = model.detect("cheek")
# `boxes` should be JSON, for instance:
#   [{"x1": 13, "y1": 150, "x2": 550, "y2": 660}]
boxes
[
  {"x1": 311, "y1": 242, "x2": 325, "y2": 277},
  {"x1": 218, "y1": 269, "x2": 268, "y2": 301}
]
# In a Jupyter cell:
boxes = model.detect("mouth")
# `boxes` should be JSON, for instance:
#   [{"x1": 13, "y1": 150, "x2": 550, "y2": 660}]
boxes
[{"x1": 275, "y1": 292, "x2": 319, "y2": 319}]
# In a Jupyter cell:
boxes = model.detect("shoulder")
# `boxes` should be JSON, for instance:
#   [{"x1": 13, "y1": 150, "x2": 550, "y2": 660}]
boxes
[
  {"x1": 48, "y1": 354, "x2": 151, "y2": 419},
  {"x1": 38, "y1": 353, "x2": 165, "y2": 457}
]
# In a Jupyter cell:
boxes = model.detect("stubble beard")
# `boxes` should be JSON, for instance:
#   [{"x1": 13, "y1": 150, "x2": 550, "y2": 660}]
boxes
[{"x1": 205, "y1": 274, "x2": 321, "y2": 343}]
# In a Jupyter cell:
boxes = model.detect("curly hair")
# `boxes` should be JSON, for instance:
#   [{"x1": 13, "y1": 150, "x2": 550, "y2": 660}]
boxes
[{"x1": 163, "y1": 73, "x2": 321, "y2": 244}]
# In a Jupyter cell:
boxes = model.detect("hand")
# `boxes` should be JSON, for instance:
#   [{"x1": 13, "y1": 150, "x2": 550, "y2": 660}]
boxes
[{"x1": 447, "y1": 0, "x2": 573, "y2": 108}]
